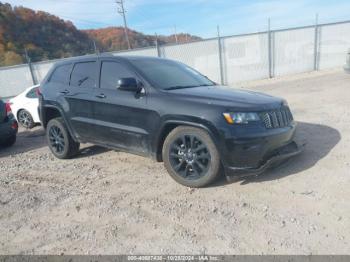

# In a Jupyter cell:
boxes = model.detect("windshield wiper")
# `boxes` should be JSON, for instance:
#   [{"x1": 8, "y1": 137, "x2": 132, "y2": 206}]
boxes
[{"x1": 164, "y1": 84, "x2": 214, "y2": 90}]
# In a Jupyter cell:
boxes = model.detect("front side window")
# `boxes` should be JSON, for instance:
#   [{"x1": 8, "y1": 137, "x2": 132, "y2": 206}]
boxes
[
  {"x1": 130, "y1": 59, "x2": 214, "y2": 90},
  {"x1": 70, "y1": 61, "x2": 97, "y2": 88},
  {"x1": 100, "y1": 61, "x2": 134, "y2": 90},
  {"x1": 49, "y1": 64, "x2": 71, "y2": 85},
  {"x1": 26, "y1": 87, "x2": 38, "y2": 98}
]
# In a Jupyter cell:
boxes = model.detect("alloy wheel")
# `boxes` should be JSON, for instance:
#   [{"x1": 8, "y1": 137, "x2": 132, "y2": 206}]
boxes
[
  {"x1": 169, "y1": 134, "x2": 211, "y2": 180},
  {"x1": 18, "y1": 110, "x2": 32, "y2": 128},
  {"x1": 48, "y1": 125, "x2": 65, "y2": 154}
]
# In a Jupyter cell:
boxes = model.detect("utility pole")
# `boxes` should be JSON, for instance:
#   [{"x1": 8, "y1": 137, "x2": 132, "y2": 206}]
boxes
[
  {"x1": 93, "y1": 40, "x2": 99, "y2": 55},
  {"x1": 116, "y1": 0, "x2": 131, "y2": 49},
  {"x1": 174, "y1": 25, "x2": 178, "y2": 43}
]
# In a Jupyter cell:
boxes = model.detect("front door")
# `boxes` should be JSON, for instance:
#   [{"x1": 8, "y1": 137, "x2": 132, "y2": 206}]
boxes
[{"x1": 92, "y1": 60, "x2": 153, "y2": 154}]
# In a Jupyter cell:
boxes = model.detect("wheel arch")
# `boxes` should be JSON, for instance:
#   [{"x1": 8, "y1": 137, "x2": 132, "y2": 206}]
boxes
[
  {"x1": 16, "y1": 108, "x2": 25, "y2": 119},
  {"x1": 155, "y1": 119, "x2": 221, "y2": 162},
  {"x1": 41, "y1": 105, "x2": 78, "y2": 142}
]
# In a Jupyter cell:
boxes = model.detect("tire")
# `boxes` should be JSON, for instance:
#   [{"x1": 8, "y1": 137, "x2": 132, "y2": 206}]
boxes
[
  {"x1": 18, "y1": 109, "x2": 35, "y2": 129},
  {"x1": 1, "y1": 135, "x2": 16, "y2": 147},
  {"x1": 162, "y1": 126, "x2": 221, "y2": 188},
  {"x1": 46, "y1": 117, "x2": 80, "y2": 159}
]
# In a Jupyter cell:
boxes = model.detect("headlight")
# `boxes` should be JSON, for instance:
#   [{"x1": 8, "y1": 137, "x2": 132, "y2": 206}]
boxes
[
  {"x1": 282, "y1": 100, "x2": 289, "y2": 107},
  {"x1": 223, "y1": 112, "x2": 260, "y2": 124}
]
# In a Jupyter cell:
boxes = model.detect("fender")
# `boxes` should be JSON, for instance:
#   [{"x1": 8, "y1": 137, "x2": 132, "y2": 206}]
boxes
[
  {"x1": 153, "y1": 117, "x2": 224, "y2": 161},
  {"x1": 42, "y1": 104, "x2": 80, "y2": 143}
]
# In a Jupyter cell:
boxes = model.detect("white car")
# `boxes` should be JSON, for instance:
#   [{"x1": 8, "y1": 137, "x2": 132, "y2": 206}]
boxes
[{"x1": 9, "y1": 85, "x2": 40, "y2": 129}]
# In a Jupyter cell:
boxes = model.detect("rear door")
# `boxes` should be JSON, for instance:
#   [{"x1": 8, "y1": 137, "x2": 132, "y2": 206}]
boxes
[
  {"x1": 64, "y1": 60, "x2": 99, "y2": 141},
  {"x1": 92, "y1": 59, "x2": 151, "y2": 154}
]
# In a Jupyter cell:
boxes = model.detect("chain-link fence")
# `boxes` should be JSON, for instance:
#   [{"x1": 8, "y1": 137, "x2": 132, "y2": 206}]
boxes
[{"x1": 1, "y1": 20, "x2": 350, "y2": 99}]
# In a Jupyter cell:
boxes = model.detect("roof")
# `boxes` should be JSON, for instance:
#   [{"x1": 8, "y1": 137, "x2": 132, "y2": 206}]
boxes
[{"x1": 55, "y1": 54, "x2": 165, "y2": 66}]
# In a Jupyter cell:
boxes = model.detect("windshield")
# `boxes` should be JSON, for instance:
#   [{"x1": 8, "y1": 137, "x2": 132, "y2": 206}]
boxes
[{"x1": 130, "y1": 58, "x2": 215, "y2": 90}]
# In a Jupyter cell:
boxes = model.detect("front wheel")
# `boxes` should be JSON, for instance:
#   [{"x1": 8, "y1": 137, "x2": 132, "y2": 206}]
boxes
[
  {"x1": 46, "y1": 117, "x2": 80, "y2": 159},
  {"x1": 162, "y1": 126, "x2": 221, "y2": 188}
]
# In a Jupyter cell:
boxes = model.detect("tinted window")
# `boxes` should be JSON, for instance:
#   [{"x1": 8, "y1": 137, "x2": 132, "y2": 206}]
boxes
[
  {"x1": 26, "y1": 87, "x2": 38, "y2": 98},
  {"x1": 100, "y1": 61, "x2": 134, "y2": 90},
  {"x1": 130, "y1": 59, "x2": 214, "y2": 90},
  {"x1": 49, "y1": 64, "x2": 71, "y2": 84},
  {"x1": 70, "y1": 61, "x2": 97, "y2": 88}
]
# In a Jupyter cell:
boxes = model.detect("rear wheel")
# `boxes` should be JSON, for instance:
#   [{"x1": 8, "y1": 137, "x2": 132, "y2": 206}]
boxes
[
  {"x1": 46, "y1": 117, "x2": 80, "y2": 159},
  {"x1": 18, "y1": 109, "x2": 35, "y2": 129},
  {"x1": 162, "y1": 126, "x2": 221, "y2": 188}
]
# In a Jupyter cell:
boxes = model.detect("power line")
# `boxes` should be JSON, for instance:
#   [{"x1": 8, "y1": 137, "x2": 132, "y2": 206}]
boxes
[{"x1": 116, "y1": 0, "x2": 131, "y2": 49}]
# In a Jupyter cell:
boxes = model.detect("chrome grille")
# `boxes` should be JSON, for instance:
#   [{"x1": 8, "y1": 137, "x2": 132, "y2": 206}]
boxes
[{"x1": 260, "y1": 107, "x2": 293, "y2": 129}]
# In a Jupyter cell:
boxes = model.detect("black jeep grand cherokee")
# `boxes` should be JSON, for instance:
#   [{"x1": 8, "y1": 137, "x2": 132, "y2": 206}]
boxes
[{"x1": 39, "y1": 55, "x2": 303, "y2": 187}]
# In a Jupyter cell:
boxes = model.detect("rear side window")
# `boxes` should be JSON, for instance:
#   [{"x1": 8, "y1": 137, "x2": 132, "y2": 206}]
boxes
[
  {"x1": 49, "y1": 64, "x2": 71, "y2": 84},
  {"x1": 26, "y1": 87, "x2": 38, "y2": 98},
  {"x1": 70, "y1": 61, "x2": 97, "y2": 88},
  {"x1": 100, "y1": 61, "x2": 134, "y2": 90}
]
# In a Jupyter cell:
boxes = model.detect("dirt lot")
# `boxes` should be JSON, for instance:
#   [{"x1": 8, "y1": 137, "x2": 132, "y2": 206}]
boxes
[{"x1": 0, "y1": 69, "x2": 349, "y2": 255}]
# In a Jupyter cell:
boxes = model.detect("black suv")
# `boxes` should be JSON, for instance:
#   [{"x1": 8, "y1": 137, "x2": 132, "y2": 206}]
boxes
[{"x1": 39, "y1": 55, "x2": 303, "y2": 187}]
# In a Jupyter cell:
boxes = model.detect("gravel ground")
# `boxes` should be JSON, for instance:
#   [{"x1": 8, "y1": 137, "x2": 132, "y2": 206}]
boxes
[{"x1": 0, "y1": 69, "x2": 349, "y2": 255}]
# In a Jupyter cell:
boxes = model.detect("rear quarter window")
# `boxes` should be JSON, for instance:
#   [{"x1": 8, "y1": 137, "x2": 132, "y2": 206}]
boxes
[
  {"x1": 25, "y1": 87, "x2": 38, "y2": 99},
  {"x1": 49, "y1": 64, "x2": 72, "y2": 85}
]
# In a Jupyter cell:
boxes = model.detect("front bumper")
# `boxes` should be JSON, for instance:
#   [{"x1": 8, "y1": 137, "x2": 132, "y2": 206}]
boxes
[
  {"x1": 224, "y1": 140, "x2": 305, "y2": 177},
  {"x1": 220, "y1": 121, "x2": 305, "y2": 177}
]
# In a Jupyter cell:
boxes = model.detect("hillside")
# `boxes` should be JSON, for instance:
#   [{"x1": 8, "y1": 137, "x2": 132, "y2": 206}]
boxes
[
  {"x1": 0, "y1": 2, "x2": 201, "y2": 67},
  {"x1": 0, "y1": 2, "x2": 92, "y2": 66},
  {"x1": 84, "y1": 27, "x2": 201, "y2": 52}
]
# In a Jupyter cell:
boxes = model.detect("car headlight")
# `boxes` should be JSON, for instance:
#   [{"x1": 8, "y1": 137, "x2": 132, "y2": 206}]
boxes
[
  {"x1": 282, "y1": 100, "x2": 289, "y2": 107},
  {"x1": 223, "y1": 112, "x2": 260, "y2": 124}
]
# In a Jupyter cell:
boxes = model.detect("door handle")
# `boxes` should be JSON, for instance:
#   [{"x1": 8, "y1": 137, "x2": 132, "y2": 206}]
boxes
[
  {"x1": 60, "y1": 90, "x2": 69, "y2": 95},
  {"x1": 96, "y1": 93, "x2": 106, "y2": 99}
]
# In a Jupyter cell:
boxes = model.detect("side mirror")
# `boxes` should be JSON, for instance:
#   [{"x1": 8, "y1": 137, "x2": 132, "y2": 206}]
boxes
[{"x1": 117, "y1": 78, "x2": 142, "y2": 92}]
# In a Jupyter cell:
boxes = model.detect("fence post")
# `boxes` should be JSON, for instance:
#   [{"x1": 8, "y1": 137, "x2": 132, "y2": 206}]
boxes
[
  {"x1": 313, "y1": 14, "x2": 319, "y2": 71},
  {"x1": 268, "y1": 18, "x2": 274, "y2": 78},
  {"x1": 25, "y1": 48, "x2": 37, "y2": 85},
  {"x1": 217, "y1": 25, "x2": 224, "y2": 85},
  {"x1": 155, "y1": 33, "x2": 161, "y2": 58}
]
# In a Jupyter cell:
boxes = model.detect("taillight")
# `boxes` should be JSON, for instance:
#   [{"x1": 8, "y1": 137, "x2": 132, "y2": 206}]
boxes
[
  {"x1": 36, "y1": 86, "x2": 41, "y2": 96},
  {"x1": 5, "y1": 102, "x2": 12, "y2": 116},
  {"x1": 11, "y1": 120, "x2": 18, "y2": 130}
]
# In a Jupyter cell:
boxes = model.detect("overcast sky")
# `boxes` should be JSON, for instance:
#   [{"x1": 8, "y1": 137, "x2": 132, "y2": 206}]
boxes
[{"x1": 4, "y1": 0, "x2": 350, "y2": 38}]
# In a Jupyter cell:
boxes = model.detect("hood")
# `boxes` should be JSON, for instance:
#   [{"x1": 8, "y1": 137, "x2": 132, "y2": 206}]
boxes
[{"x1": 165, "y1": 85, "x2": 284, "y2": 111}]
